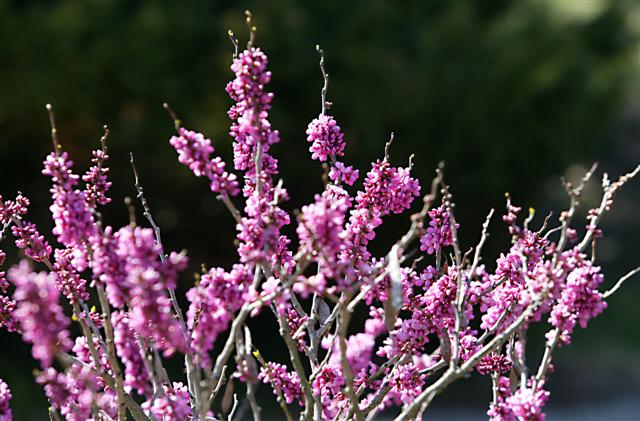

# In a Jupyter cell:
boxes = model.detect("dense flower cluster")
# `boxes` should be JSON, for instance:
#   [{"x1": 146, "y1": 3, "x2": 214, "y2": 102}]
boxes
[
  {"x1": 488, "y1": 377, "x2": 549, "y2": 421},
  {"x1": 112, "y1": 311, "x2": 150, "y2": 396},
  {"x1": 297, "y1": 185, "x2": 350, "y2": 279},
  {"x1": 306, "y1": 114, "x2": 346, "y2": 161},
  {"x1": 186, "y1": 264, "x2": 252, "y2": 367},
  {"x1": 170, "y1": 127, "x2": 239, "y2": 196},
  {"x1": 258, "y1": 362, "x2": 304, "y2": 405},
  {"x1": 52, "y1": 248, "x2": 89, "y2": 303},
  {"x1": 419, "y1": 205, "x2": 456, "y2": 254},
  {"x1": 0, "y1": 379, "x2": 11, "y2": 421},
  {"x1": 42, "y1": 151, "x2": 97, "y2": 253},
  {"x1": 141, "y1": 382, "x2": 192, "y2": 420},
  {"x1": 227, "y1": 47, "x2": 279, "y2": 177},
  {"x1": 343, "y1": 159, "x2": 420, "y2": 265},
  {"x1": 83, "y1": 147, "x2": 112, "y2": 208},
  {"x1": 38, "y1": 364, "x2": 118, "y2": 421},
  {"x1": 549, "y1": 259, "x2": 607, "y2": 344},
  {"x1": 0, "y1": 29, "x2": 636, "y2": 421},
  {"x1": 8, "y1": 261, "x2": 71, "y2": 368},
  {"x1": 329, "y1": 161, "x2": 359, "y2": 186}
]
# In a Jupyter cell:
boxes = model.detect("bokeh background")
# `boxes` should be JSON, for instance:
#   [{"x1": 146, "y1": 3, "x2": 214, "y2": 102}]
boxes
[{"x1": 1, "y1": 0, "x2": 639, "y2": 419}]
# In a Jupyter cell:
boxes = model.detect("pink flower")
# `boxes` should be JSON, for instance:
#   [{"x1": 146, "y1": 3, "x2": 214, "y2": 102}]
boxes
[
  {"x1": 419, "y1": 205, "x2": 457, "y2": 255},
  {"x1": 306, "y1": 114, "x2": 346, "y2": 161},
  {"x1": 0, "y1": 379, "x2": 12, "y2": 421},
  {"x1": 8, "y1": 261, "x2": 72, "y2": 368},
  {"x1": 186, "y1": 264, "x2": 252, "y2": 367},
  {"x1": 549, "y1": 259, "x2": 607, "y2": 345},
  {"x1": 329, "y1": 161, "x2": 359, "y2": 186},
  {"x1": 112, "y1": 311, "x2": 151, "y2": 396},
  {"x1": 83, "y1": 147, "x2": 112, "y2": 208},
  {"x1": 259, "y1": 362, "x2": 304, "y2": 406},
  {"x1": 52, "y1": 248, "x2": 89, "y2": 303},
  {"x1": 42, "y1": 152, "x2": 97, "y2": 254},
  {"x1": 142, "y1": 382, "x2": 192, "y2": 421},
  {"x1": 170, "y1": 127, "x2": 239, "y2": 196}
]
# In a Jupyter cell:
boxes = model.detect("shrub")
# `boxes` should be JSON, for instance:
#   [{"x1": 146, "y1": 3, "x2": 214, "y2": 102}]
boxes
[{"x1": 0, "y1": 13, "x2": 638, "y2": 421}]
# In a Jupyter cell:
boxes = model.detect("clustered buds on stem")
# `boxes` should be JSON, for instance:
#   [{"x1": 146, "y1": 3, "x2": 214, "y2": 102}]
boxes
[{"x1": 0, "y1": 15, "x2": 638, "y2": 421}]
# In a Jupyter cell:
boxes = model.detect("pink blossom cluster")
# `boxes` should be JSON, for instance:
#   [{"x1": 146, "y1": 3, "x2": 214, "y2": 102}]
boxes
[
  {"x1": 343, "y1": 159, "x2": 420, "y2": 265},
  {"x1": 549, "y1": 259, "x2": 607, "y2": 344},
  {"x1": 227, "y1": 47, "x2": 279, "y2": 178},
  {"x1": 0, "y1": 380, "x2": 11, "y2": 421},
  {"x1": 170, "y1": 127, "x2": 239, "y2": 196},
  {"x1": 488, "y1": 377, "x2": 549, "y2": 421},
  {"x1": 83, "y1": 147, "x2": 112, "y2": 208},
  {"x1": 8, "y1": 261, "x2": 72, "y2": 368},
  {"x1": 297, "y1": 185, "x2": 350, "y2": 279},
  {"x1": 42, "y1": 151, "x2": 97, "y2": 252},
  {"x1": 419, "y1": 205, "x2": 457, "y2": 254},
  {"x1": 306, "y1": 113, "x2": 346, "y2": 161},
  {"x1": 0, "y1": 27, "x2": 636, "y2": 421},
  {"x1": 329, "y1": 161, "x2": 359, "y2": 186},
  {"x1": 186, "y1": 264, "x2": 252, "y2": 366},
  {"x1": 258, "y1": 362, "x2": 304, "y2": 405},
  {"x1": 141, "y1": 382, "x2": 192, "y2": 420},
  {"x1": 112, "y1": 311, "x2": 151, "y2": 396},
  {"x1": 37, "y1": 364, "x2": 118, "y2": 421}
]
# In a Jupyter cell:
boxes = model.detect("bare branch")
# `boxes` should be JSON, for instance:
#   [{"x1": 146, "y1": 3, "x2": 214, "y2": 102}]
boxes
[{"x1": 604, "y1": 265, "x2": 640, "y2": 299}]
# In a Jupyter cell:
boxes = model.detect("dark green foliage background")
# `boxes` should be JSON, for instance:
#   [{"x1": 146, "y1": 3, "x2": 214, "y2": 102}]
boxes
[{"x1": 0, "y1": 0, "x2": 638, "y2": 418}]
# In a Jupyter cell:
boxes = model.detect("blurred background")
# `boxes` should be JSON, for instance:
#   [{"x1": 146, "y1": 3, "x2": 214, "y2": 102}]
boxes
[{"x1": 0, "y1": 0, "x2": 639, "y2": 419}]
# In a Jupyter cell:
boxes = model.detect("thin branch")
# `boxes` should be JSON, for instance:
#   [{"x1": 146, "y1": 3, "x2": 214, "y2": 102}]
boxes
[
  {"x1": 274, "y1": 300, "x2": 314, "y2": 420},
  {"x1": 469, "y1": 208, "x2": 495, "y2": 277},
  {"x1": 604, "y1": 265, "x2": 640, "y2": 299},
  {"x1": 45, "y1": 103, "x2": 61, "y2": 155},
  {"x1": 97, "y1": 284, "x2": 127, "y2": 421},
  {"x1": 129, "y1": 152, "x2": 201, "y2": 416},
  {"x1": 253, "y1": 349, "x2": 294, "y2": 421},
  {"x1": 130, "y1": 153, "x2": 164, "y2": 259},
  {"x1": 228, "y1": 30, "x2": 239, "y2": 60},
  {"x1": 338, "y1": 293, "x2": 364, "y2": 421},
  {"x1": 245, "y1": 10, "x2": 256, "y2": 49},
  {"x1": 534, "y1": 327, "x2": 559, "y2": 387},
  {"x1": 396, "y1": 293, "x2": 543, "y2": 419},
  {"x1": 577, "y1": 164, "x2": 640, "y2": 252},
  {"x1": 163, "y1": 102, "x2": 181, "y2": 131},
  {"x1": 218, "y1": 193, "x2": 243, "y2": 224},
  {"x1": 316, "y1": 45, "x2": 330, "y2": 115}
]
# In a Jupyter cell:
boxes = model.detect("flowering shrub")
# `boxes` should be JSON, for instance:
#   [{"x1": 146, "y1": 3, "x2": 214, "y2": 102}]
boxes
[{"x1": 0, "y1": 13, "x2": 639, "y2": 421}]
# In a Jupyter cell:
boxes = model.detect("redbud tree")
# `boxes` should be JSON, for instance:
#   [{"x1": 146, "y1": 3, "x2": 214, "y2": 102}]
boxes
[{"x1": 0, "y1": 13, "x2": 638, "y2": 421}]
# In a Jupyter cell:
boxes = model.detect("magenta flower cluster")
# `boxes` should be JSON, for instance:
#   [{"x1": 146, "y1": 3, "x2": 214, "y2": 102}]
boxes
[
  {"x1": 0, "y1": 380, "x2": 11, "y2": 421},
  {"x1": 170, "y1": 127, "x2": 239, "y2": 196},
  {"x1": 306, "y1": 114, "x2": 346, "y2": 162},
  {"x1": 0, "y1": 23, "x2": 637, "y2": 421}
]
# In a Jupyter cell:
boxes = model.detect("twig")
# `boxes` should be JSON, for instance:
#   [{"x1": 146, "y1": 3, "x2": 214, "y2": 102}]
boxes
[
  {"x1": 469, "y1": 208, "x2": 495, "y2": 277},
  {"x1": 129, "y1": 152, "x2": 201, "y2": 417},
  {"x1": 337, "y1": 293, "x2": 364, "y2": 421},
  {"x1": 163, "y1": 102, "x2": 181, "y2": 131},
  {"x1": 228, "y1": 394, "x2": 239, "y2": 421},
  {"x1": 218, "y1": 193, "x2": 243, "y2": 224},
  {"x1": 577, "y1": 165, "x2": 640, "y2": 252},
  {"x1": 228, "y1": 30, "x2": 239, "y2": 60},
  {"x1": 316, "y1": 45, "x2": 330, "y2": 115},
  {"x1": 97, "y1": 284, "x2": 127, "y2": 421},
  {"x1": 440, "y1": 180, "x2": 464, "y2": 367},
  {"x1": 245, "y1": 10, "x2": 256, "y2": 49},
  {"x1": 253, "y1": 349, "x2": 294, "y2": 421},
  {"x1": 45, "y1": 103, "x2": 61, "y2": 155},
  {"x1": 274, "y1": 298, "x2": 314, "y2": 420},
  {"x1": 396, "y1": 294, "x2": 543, "y2": 419},
  {"x1": 604, "y1": 265, "x2": 640, "y2": 299},
  {"x1": 534, "y1": 327, "x2": 559, "y2": 387}
]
